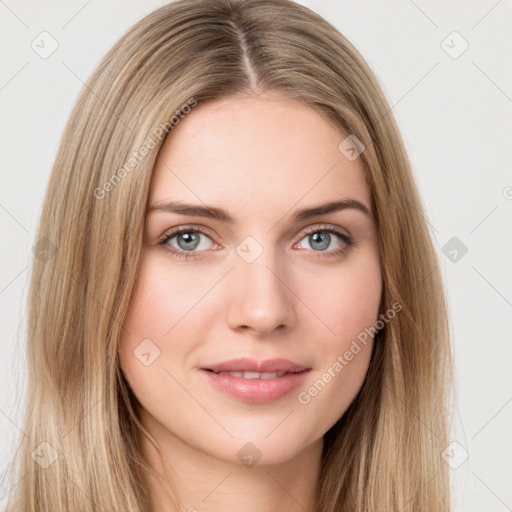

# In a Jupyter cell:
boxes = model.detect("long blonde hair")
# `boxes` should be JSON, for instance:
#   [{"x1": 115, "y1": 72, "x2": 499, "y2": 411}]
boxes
[{"x1": 4, "y1": 0, "x2": 452, "y2": 510}]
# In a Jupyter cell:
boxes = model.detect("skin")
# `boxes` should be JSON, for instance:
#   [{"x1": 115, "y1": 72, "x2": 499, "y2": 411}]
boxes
[{"x1": 118, "y1": 91, "x2": 382, "y2": 512}]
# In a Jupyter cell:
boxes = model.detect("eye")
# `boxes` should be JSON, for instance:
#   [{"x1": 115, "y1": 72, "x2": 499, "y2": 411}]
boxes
[
  {"x1": 158, "y1": 224, "x2": 355, "y2": 261},
  {"x1": 295, "y1": 225, "x2": 354, "y2": 256},
  {"x1": 158, "y1": 226, "x2": 218, "y2": 259}
]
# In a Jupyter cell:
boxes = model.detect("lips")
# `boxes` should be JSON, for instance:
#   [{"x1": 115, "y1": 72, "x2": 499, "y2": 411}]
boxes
[{"x1": 200, "y1": 358, "x2": 311, "y2": 403}]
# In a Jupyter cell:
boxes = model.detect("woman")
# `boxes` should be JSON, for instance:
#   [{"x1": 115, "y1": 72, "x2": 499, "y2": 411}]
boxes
[{"x1": 5, "y1": 0, "x2": 452, "y2": 510}]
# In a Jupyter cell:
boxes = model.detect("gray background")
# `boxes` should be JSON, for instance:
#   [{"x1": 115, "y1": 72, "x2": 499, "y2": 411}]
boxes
[{"x1": 1, "y1": 0, "x2": 511, "y2": 509}]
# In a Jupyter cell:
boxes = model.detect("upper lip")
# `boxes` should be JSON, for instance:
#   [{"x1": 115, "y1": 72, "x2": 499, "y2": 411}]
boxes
[{"x1": 202, "y1": 358, "x2": 310, "y2": 373}]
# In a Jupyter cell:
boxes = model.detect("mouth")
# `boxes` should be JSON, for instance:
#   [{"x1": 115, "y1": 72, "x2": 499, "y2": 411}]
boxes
[{"x1": 199, "y1": 358, "x2": 311, "y2": 403}]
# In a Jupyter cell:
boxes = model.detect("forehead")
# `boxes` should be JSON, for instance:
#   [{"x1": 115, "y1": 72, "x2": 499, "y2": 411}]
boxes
[{"x1": 148, "y1": 93, "x2": 371, "y2": 218}]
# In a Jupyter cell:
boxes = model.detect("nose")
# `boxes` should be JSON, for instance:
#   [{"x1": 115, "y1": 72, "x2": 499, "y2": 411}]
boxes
[{"x1": 225, "y1": 247, "x2": 297, "y2": 337}]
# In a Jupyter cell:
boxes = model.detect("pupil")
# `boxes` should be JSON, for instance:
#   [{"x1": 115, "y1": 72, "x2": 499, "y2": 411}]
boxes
[
  {"x1": 310, "y1": 232, "x2": 330, "y2": 251},
  {"x1": 178, "y1": 232, "x2": 200, "y2": 250}
]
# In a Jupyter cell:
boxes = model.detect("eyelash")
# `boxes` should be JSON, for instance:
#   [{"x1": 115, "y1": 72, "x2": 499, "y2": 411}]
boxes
[{"x1": 157, "y1": 224, "x2": 355, "y2": 261}]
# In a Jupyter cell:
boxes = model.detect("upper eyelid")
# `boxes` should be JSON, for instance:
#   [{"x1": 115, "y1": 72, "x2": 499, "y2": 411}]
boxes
[
  {"x1": 161, "y1": 224, "x2": 215, "y2": 237},
  {"x1": 300, "y1": 223, "x2": 350, "y2": 237}
]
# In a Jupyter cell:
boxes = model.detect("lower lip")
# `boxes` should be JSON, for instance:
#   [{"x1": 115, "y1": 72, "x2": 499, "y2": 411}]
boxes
[{"x1": 200, "y1": 369, "x2": 310, "y2": 404}]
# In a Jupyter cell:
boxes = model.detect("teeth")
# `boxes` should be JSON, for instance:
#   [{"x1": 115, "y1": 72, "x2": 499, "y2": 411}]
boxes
[
  {"x1": 260, "y1": 372, "x2": 281, "y2": 379},
  {"x1": 218, "y1": 371, "x2": 244, "y2": 377},
  {"x1": 242, "y1": 371, "x2": 261, "y2": 379},
  {"x1": 216, "y1": 371, "x2": 287, "y2": 379}
]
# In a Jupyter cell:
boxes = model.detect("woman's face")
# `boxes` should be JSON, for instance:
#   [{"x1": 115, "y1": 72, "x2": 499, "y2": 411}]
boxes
[{"x1": 119, "y1": 92, "x2": 382, "y2": 467}]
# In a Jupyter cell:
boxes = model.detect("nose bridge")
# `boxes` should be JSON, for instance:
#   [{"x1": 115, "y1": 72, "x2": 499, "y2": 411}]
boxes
[{"x1": 226, "y1": 237, "x2": 296, "y2": 334}]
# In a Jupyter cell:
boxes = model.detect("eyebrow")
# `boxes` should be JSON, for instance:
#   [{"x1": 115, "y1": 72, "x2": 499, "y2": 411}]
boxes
[{"x1": 148, "y1": 198, "x2": 371, "y2": 223}]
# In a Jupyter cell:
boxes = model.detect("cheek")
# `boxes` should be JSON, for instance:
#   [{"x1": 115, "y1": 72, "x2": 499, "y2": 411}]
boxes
[
  {"x1": 122, "y1": 255, "x2": 209, "y2": 337},
  {"x1": 118, "y1": 252, "x2": 230, "y2": 401},
  {"x1": 303, "y1": 251, "x2": 382, "y2": 343},
  {"x1": 293, "y1": 251, "x2": 381, "y2": 426},
  {"x1": 118, "y1": 255, "x2": 198, "y2": 391}
]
